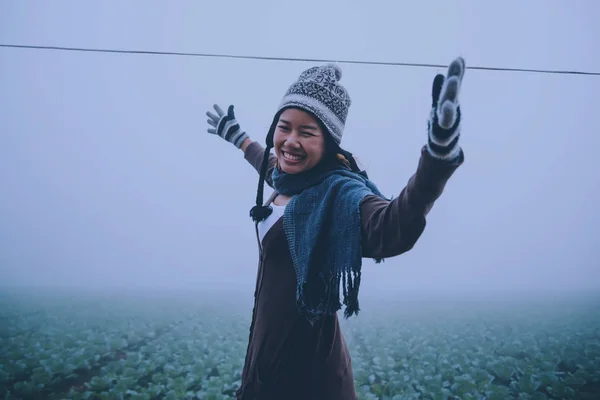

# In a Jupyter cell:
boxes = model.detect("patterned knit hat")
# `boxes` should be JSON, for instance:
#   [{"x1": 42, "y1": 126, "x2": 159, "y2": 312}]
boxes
[{"x1": 276, "y1": 63, "x2": 351, "y2": 145}]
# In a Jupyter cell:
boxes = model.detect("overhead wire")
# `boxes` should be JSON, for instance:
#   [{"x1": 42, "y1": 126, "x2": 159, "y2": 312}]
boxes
[{"x1": 1, "y1": 43, "x2": 599, "y2": 77}]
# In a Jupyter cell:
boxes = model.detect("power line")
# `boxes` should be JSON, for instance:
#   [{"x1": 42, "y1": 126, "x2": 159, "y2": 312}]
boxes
[{"x1": 2, "y1": 43, "x2": 599, "y2": 77}]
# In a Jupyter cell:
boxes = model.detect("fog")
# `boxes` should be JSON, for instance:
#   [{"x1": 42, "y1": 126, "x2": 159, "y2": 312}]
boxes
[{"x1": 1, "y1": 0, "x2": 599, "y2": 306}]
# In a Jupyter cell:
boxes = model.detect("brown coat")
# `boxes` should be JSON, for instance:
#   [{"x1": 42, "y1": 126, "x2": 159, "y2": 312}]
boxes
[{"x1": 236, "y1": 141, "x2": 463, "y2": 400}]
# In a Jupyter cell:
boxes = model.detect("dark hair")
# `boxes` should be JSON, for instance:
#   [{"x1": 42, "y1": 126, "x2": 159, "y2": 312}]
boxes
[{"x1": 249, "y1": 108, "x2": 363, "y2": 223}]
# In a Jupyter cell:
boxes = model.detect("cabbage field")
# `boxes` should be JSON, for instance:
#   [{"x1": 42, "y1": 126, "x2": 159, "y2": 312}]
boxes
[{"x1": 1, "y1": 287, "x2": 599, "y2": 400}]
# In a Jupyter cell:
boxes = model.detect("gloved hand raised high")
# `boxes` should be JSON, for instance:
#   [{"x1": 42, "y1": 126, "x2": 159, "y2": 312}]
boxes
[
  {"x1": 206, "y1": 104, "x2": 249, "y2": 149},
  {"x1": 426, "y1": 57, "x2": 465, "y2": 161}
]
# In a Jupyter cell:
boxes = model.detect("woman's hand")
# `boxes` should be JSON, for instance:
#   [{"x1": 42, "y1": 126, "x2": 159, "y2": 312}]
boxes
[
  {"x1": 426, "y1": 57, "x2": 465, "y2": 160},
  {"x1": 206, "y1": 104, "x2": 249, "y2": 149}
]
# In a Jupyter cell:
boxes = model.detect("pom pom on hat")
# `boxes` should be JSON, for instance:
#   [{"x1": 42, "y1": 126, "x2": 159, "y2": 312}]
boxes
[{"x1": 325, "y1": 63, "x2": 343, "y2": 81}]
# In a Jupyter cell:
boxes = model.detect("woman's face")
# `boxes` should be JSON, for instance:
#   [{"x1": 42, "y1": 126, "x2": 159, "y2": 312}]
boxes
[{"x1": 273, "y1": 108, "x2": 327, "y2": 174}]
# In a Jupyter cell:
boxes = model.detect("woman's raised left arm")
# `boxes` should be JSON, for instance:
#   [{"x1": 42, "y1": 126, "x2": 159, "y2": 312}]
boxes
[{"x1": 360, "y1": 56, "x2": 466, "y2": 259}]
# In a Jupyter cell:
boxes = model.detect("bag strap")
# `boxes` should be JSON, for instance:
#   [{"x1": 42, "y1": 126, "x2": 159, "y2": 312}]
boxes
[{"x1": 264, "y1": 190, "x2": 279, "y2": 207}]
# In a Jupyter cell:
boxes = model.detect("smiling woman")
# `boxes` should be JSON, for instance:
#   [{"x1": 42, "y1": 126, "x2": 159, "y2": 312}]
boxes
[{"x1": 205, "y1": 60, "x2": 465, "y2": 400}]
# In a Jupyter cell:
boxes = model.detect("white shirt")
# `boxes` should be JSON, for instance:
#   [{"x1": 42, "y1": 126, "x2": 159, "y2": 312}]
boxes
[{"x1": 257, "y1": 204, "x2": 286, "y2": 243}]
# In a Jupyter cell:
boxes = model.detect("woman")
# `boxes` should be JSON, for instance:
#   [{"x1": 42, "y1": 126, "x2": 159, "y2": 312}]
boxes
[{"x1": 206, "y1": 58, "x2": 465, "y2": 400}]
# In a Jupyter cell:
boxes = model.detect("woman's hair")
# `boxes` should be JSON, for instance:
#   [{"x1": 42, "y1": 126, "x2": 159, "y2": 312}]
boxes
[
  {"x1": 321, "y1": 123, "x2": 362, "y2": 173},
  {"x1": 249, "y1": 108, "x2": 364, "y2": 222}
]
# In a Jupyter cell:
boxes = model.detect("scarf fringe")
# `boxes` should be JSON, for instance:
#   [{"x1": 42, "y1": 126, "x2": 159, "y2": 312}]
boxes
[
  {"x1": 343, "y1": 269, "x2": 361, "y2": 319},
  {"x1": 297, "y1": 259, "x2": 386, "y2": 323}
]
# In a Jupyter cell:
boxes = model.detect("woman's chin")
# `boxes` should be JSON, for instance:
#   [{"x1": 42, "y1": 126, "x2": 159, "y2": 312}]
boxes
[{"x1": 280, "y1": 159, "x2": 307, "y2": 174}]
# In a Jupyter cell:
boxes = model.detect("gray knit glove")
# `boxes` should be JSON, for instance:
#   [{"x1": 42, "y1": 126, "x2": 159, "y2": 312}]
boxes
[
  {"x1": 206, "y1": 104, "x2": 249, "y2": 149},
  {"x1": 426, "y1": 57, "x2": 465, "y2": 160}
]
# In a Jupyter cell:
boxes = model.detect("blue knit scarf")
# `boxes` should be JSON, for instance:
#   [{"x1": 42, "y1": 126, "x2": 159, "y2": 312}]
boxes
[{"x1": 271, "y1": 161, "x2": 386, "y2": 324}]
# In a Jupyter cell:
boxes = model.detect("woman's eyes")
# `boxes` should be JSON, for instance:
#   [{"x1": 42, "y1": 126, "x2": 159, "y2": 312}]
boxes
[{"x1": 278, "y1": 126, "x2": 313, "y2": 136}]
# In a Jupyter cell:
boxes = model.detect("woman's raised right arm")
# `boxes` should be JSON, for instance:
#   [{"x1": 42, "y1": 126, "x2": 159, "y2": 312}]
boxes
[
  {"x1": 243, "y1": 140, "x2": 277, "y2": 189},
  {"x1": 206, "y1": 103, "x2": 277, "y2": 188}
]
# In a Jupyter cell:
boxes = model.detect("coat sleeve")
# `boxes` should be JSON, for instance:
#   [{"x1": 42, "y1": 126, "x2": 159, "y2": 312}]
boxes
[
  {"x1": 360, "y1": 146, "x2": 464, "y2": 259},
  {"x1": 243, "y1": 141, "x2": 277, "y2": 189}
]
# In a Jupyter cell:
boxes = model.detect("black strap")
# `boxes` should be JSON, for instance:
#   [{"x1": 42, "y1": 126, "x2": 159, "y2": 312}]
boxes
[{"x1": 264, "y1": 190, "x2": 279, "y2": 207}]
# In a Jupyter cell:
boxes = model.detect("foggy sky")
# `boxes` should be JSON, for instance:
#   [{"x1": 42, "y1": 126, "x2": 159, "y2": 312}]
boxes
[{"x1": 1, "y1": 0, "x2": 599, "y2": 301}]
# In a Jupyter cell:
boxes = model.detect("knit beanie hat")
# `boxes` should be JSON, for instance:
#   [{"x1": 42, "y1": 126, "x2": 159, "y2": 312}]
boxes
[
  {"x1": 275, "y1": 63, "x2": 352, "y2": 145},
  {"x1": 249, "y1": 63, "x2": 355, "y2": 222}
]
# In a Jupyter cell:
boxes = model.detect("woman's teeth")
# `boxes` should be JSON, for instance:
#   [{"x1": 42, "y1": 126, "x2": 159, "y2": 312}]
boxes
[{"x1": 283, "y1": 151, "x2": 304, "y2": 161}]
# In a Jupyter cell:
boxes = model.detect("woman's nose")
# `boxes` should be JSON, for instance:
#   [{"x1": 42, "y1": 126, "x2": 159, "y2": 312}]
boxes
[{"x1": 285, "y1": 133, "x2": 302, "y2": 147}]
